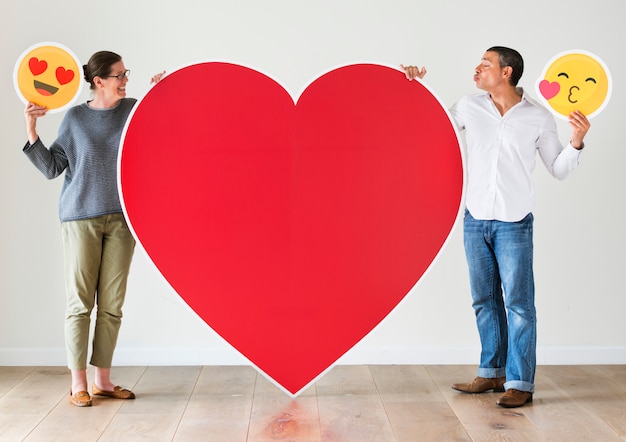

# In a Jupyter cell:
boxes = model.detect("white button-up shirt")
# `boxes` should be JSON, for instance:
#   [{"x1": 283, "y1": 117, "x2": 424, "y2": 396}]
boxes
[{"x1": 450, "y1": 88, "x2": 583, "y2": 222}]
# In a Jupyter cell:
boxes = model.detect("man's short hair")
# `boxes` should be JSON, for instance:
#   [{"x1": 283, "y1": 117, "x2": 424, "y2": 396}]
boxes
[{"x1": 487, "y1": 46, "x2": 524, "y2": 86}]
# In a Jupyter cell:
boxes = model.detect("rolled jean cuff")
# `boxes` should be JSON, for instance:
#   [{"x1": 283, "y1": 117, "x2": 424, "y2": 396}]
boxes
[
  {"x1": 477, "y1": 367, "x2": 506, "y2": 378},
  {"x1": 504, "y1": 380, "x2": 535, "y2": 394}
]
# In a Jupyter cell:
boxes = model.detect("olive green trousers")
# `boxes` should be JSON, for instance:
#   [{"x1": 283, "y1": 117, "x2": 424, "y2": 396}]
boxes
[{"x1": 61, "y1": 213, "x2": 135, "y2": 370}]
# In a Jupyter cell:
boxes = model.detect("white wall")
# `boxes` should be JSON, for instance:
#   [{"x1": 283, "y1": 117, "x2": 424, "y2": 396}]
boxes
[{"x1": 2, "y1": 0, "x2": 624, "y2": 367}]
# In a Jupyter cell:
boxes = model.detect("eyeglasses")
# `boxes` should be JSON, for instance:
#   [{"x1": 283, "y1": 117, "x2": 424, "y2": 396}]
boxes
[{"x1": 103, "y1": 70, "x2": 130, "y2": 81}]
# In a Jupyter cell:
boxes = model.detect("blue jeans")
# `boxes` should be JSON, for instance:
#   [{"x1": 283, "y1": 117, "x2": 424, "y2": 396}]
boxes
[{"x1": 463, "y1": 210, "x2": 536, "y2": 393}]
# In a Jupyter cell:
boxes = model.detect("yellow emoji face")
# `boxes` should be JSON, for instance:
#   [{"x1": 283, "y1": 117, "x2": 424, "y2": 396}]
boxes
[
  {"x1": 14, "y1": 42, "x2": 83, "y2": 113},
  {"x1": 537, "y1": 50, "x2": 611, "y2": 119}
]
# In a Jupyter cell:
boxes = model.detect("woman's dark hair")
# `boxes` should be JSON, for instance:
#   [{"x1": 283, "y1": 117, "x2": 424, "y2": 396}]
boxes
[
  {"x1": 487, "y1": 46, "x2": 524, "y2": 86},
  {"x1": 83, "y1": 51, "x2": 122, "y2": 90}
]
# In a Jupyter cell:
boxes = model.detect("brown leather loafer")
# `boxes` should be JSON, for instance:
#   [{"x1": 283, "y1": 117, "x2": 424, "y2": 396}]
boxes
[
  {"x1": 452, "y1": 376, "x2": 506, "y2": 393},
  {"x1": 69, "y1": 390, "x2": 92, "y2": 407},
  {"x1": 496, "y1": 389, "x2": 533, "y2": 408},
  {"x1": 92, "y1": 384, "x2": 135, "y2": 399}
]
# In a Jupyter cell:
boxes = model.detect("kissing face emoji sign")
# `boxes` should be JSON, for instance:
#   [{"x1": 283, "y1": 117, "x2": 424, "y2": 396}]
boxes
[
  {"x1": 14, "y1": 42, "x2": 83, "y2": 113},
  {"x1": 536, "y1": 50, "x2": 611, "y2": 120}
]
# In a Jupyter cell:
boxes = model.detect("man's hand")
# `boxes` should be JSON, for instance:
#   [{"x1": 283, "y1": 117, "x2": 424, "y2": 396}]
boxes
[
  {"x1": 568, "y1": 110, "x2": 591, "y2": 149},
  {"x1": 400, "y1": 64, "x2": 427, "y2": 80}
]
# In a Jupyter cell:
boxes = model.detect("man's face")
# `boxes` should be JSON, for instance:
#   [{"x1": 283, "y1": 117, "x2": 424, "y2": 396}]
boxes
[{"x1": 473, "y1": 51, "x2": 507, "y2": 91}]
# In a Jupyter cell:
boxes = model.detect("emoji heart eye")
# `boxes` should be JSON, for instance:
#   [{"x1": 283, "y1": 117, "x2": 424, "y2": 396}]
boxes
[
  {"x1": 29, "y1": 57, "x2": 48, "y2": 76},
  {"x1": 56, "y1": 67, "x2": 75, "y2": 85}
]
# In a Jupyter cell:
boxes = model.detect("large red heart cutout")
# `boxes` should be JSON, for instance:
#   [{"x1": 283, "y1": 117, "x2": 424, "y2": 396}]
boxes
[{"x1": 119, "y1": 62, "x2": 463, "y2": 395}]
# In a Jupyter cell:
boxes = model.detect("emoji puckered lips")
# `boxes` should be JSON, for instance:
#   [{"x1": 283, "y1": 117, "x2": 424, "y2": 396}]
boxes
[{"x1": 34, "y1": 80, "x2": 59, "y2": 96}]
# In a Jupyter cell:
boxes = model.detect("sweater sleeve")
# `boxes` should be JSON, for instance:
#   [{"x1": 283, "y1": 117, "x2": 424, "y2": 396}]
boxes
[{"x1": 23, "y1": 117, "x2": 71, "y2": 180}]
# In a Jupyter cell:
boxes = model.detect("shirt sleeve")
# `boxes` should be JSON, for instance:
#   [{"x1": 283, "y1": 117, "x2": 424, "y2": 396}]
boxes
[
  {"x1": 448, "y1": 97, "x2": 466, "y2": 132},
  {"x1": 536, "y1": 114, "x2": 582, "y2": 181}
]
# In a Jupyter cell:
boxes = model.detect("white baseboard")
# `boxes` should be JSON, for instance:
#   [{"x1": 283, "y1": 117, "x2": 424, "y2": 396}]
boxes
[{"x1": 1, "y1": 346, "x2": 624, "y2": 366}]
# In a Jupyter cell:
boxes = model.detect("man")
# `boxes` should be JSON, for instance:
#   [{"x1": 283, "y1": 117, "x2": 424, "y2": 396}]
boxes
[{"x1": 403, "y1": 46, "x2": 590, "y2": 408}]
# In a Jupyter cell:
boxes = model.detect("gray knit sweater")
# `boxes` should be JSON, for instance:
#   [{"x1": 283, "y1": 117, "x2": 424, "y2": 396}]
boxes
[{"x1": 23, "y1": 98, "x2": 137, "y2": 222}]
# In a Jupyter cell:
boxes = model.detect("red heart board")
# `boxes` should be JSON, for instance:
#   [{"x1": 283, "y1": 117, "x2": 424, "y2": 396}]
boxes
[{"x1": 119, "y1": 62, "x2": 463, "y2": 396}]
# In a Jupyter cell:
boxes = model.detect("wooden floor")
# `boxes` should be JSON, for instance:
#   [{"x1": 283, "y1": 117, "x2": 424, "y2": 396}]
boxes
[{"x1": 0, "y1": 365, "x2": 624, "y2": 441}]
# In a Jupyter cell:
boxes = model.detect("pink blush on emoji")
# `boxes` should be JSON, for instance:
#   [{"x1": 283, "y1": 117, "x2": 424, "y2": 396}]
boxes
[{"x1": 539, "y1": 80, "x2": 560, "y2": 100}]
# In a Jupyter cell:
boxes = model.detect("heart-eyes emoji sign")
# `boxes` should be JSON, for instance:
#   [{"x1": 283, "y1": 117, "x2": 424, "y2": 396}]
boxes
[
  {"x1": 14, "y1": 42, "x2": 83, "y2": 113},
  {"x1": 119, "y1": 61, "x2": 464, "y2": 396}
]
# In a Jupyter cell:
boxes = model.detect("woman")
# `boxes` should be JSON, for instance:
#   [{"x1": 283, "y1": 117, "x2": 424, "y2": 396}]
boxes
[{"x1": 23, "y1": 51, "x2": 163, "y2": 407}]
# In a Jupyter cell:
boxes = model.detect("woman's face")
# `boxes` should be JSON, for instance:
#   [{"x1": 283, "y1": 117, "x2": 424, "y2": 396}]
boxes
[{"x1": 97, "y1": 60, "x2": 129, "y2": 100}]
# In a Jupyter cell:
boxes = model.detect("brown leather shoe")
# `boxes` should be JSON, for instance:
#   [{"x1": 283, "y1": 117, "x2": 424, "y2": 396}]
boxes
[
  {"x1": 92, "y1": 384, "x2": 135, "y2": 399},
  {"x1": 496, "y1": 389, "x2": 533, "y2": 408},
  {"x1": 69, "y1": 390, "x2": 92, "y2": 407},
  {"x1": 452, "y1": 376, "x2": 506, "y2": 393}
]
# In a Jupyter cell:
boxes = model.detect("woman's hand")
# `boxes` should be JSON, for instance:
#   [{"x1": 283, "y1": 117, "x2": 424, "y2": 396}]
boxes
[
  {"x1": 150, "y1": 70, "x2": 166, "y2": 85},
  {"x1": 24, "y1": 102, "x2": 47, "y2": 145}
]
